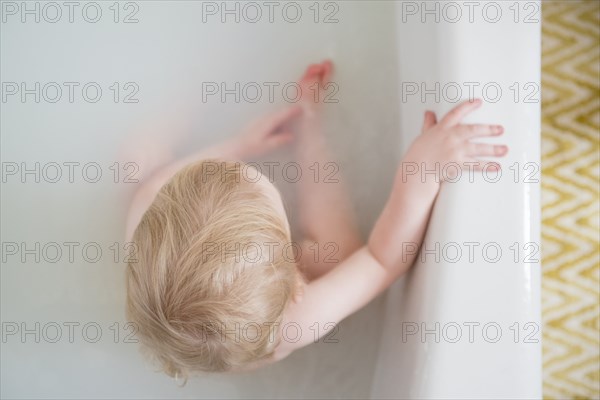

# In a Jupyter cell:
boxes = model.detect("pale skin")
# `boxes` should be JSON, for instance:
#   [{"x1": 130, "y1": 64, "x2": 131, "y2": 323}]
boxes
[{"x1": 125, "y1": 60, "x2": 508, "y2": 369}]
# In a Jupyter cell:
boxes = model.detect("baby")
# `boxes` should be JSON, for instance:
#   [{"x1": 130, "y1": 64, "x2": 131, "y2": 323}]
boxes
[{"x1": 125, "y1": 60, "x2": 508, "y2": 380}]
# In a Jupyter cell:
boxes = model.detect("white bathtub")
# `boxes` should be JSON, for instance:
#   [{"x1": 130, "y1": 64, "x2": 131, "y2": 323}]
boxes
[
  {"x1": 371, "y1": 2, "x2": 542, "y2": 399},
  {"x1": 1, "y1": 1, "x2": 540, "y2": 398}
]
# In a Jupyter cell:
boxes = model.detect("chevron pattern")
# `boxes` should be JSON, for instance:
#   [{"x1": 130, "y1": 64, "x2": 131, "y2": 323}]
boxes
[{"x1": 542, "y1": 1, "x2": 600, "y2": 399}]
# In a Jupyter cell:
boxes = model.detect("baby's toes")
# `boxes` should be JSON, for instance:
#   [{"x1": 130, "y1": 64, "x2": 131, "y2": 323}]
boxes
[
  {"x1": 299, "y1": 64, "x2": 322, "y2": 86},
  {"x1": 306, "y1": 63, "x2": 322, "y2": 77}
]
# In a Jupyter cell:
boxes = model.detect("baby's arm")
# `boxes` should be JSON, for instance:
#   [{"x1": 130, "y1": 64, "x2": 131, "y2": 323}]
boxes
[
  {"x1": 124, "y1": 106, "x2": 303, "y2": 241},
  {"x1": 125, "y1": 141, "x2": 238, "y2": 241},
  {"x1": 275, "y1": 99, "x2": 507, "y2": 358}
]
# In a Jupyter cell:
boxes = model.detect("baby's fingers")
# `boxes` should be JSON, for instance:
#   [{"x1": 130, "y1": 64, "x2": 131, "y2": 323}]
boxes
[
  {"x1": 321, "y1": 60, "x2": 334, "y2": 83},
  {"x1": 422, "y1": 110, "x2": 438, "y2": 131},
  {"x1": 265, "y1": 105, "x2": 304, "y2": 130},
  {"x1": 457, "y1": 124, "x2": 504, "y2": 139},
  {"x1": 268, "y1": 130, "x2": 294, "y2": 145},
  {"x1": 440, "y1": 98, "x2": 482, "y2": 127},
  {"x1": 466, "y1": 142, "x2": 509, "y2": 157}
]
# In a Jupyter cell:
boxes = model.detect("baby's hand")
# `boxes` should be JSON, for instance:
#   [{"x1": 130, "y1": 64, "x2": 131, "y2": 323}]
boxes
[
  {"x1": 234, "y1": 105, "x2": 304, "y2": 159},
  {"x1": 232, "y1": 60, "x2": 334, "y2": 160},
  {"x1": 403, "y1": 99, "x2": 508, "y2": 182}
]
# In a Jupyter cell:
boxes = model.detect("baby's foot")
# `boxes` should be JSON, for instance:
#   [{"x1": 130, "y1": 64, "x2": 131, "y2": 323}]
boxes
[{"x1": 298, "y1": 60, "x2": 334, "y2": 111}]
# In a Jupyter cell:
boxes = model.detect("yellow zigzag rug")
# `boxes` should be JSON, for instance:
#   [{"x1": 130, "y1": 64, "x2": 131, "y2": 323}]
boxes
[{"x1": 542, "y1": 1, "x2": 600, "y2": 398}]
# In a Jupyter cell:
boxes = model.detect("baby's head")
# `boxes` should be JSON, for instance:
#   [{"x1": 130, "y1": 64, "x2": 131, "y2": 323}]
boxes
[{"x1": 126, "y1": 160, "x2": 301, "y2": 379}]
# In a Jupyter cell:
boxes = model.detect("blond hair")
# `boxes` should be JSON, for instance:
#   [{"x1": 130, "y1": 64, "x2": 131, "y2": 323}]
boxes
[{"x1": 126, "y1": 160, "x2": 300, "y2": 380}]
